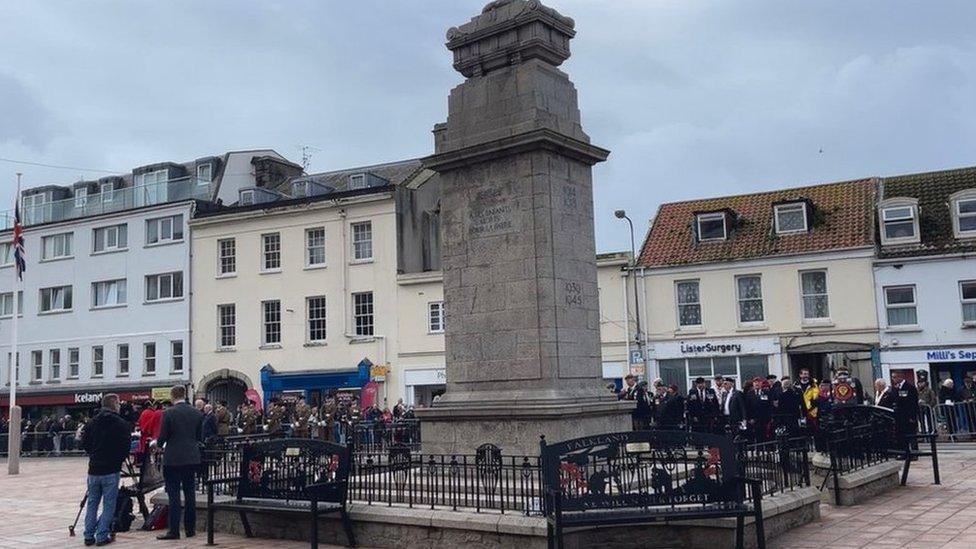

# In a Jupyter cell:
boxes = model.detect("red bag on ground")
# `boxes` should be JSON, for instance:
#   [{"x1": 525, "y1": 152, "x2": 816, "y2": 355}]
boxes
[{"x1": 141, "y1": 504, "x2": 168, "y2": 531}]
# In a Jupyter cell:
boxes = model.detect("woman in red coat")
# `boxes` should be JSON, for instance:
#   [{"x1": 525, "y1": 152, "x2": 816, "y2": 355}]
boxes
[{"x1": 137, "y1": 401, "x2": 162, "y2": 456}]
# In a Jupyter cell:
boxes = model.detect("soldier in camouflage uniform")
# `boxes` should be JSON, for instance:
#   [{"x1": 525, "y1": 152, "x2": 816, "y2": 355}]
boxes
[
  {"x1": 241, "y1": 403, "x2": 258, "y2": 435},
  {"x1": 215, "y1": 401, "x2": 231, "y2": 437},
  {"x1": 319, "y1": 389, "x2": 339, "y2": 442},
  {"x1": 265, "y1": 400, "x2": 284, "y2": 435},
  {"x1": 292, "y1": 396, "x2": 312, "y2": 438}
]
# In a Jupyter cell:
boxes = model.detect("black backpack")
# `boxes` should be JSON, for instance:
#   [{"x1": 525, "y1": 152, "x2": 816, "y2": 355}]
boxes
[{"x1": 111, "y1": 495, "x2": 135, "y2": 533}]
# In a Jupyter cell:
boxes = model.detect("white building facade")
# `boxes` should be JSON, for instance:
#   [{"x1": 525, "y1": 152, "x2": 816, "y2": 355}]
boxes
[
  {"x1": 873, "y1": 167, "x2": 976, "y2": 387},
  {"x1": 0, "y1": 149, "x2": 296, "y2": 419}
]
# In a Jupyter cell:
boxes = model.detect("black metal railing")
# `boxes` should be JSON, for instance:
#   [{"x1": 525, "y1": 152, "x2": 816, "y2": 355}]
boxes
[
  {"x1": 199, "y1": 429, "x2": 813, "y2": 517},
  {"x1": 345, "y1": 420, "x2": 421, "y2": 453},
  {"x1": 350, "y1": 444, "x2": 542, "y2": 515},
  {"x1": 737, "y1": 435, "x2": 811, "y2": 499}
]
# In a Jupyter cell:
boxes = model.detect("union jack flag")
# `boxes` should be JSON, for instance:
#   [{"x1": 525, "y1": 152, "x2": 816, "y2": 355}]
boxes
[{"x1": 12, "y1": 196, "x2": 25, "y2": 281}]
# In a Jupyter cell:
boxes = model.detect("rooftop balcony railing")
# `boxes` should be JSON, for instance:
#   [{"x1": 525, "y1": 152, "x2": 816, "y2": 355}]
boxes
[{"x1": 0, "y1": 176, "x2": 212, "y2": 230}]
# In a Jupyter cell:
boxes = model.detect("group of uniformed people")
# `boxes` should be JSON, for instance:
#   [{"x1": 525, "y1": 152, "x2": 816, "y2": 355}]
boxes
[
  {"x1": 617, "y1": 365, "x2": 920, "y2": 443},
  {"x1": 213, "y1": 389, "x2": 416, "y2": 444}
]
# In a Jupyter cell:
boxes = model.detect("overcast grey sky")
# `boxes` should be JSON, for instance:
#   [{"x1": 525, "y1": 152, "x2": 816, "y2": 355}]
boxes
[{"x1": 1, "y1": 1, "x2": 974, "y2": 252}]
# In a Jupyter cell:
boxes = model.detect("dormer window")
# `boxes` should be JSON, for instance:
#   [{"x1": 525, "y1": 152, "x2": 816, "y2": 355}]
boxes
[
  {"x1": 100, "y1": 181, "x2": 116, "y2": 202},
  {"x1": 950, "y1": 190, "x2": 976, "y2": 239},
  {"x1": 240, "y1": 190, "x2": 255, "y2": 206},
  {"x1": 696, "y1": 212, "x2": 727, "y2": 242},
  {"x1": 293, "y1": 181, "x2": 309, "y2": 198},
  {"x1": 75, "y1": 187, "x2": 88, "y2": 208},
  {"x1": 774, "y1": 202, "x2": 808, "y2": 234},
  {"x1": 349, "y1": 173, "x2": 366, "y2": 190},
  {"x1": 879, "y1": 198, "x2": 920, "y2": 245},
  {"x1": 197, "y1": 164, "x2": 212, "y2": 184}
]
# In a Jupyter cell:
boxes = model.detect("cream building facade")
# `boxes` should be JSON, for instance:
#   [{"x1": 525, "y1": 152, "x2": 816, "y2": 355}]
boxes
[
  {"x1": 190, "y1": 160, "x2": 435, "y2": 409},
  {"x1": 635, "y1": 178, "x2": 881, "y2": 392},
  {"x1": 190, "y1": 157, "x2": 636, "y2": 408}
]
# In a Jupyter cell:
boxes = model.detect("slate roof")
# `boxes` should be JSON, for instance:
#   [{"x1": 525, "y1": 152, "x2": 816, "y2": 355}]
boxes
[
  {"x1": 279, "y1": 158, "x2": 423, "y2": 193},
  {"x1": 878, "y1": 166, "x2": 976, "y2": 259},
  {"x1": 638, "y1": 178, "x2": 878, "y2": 268}
]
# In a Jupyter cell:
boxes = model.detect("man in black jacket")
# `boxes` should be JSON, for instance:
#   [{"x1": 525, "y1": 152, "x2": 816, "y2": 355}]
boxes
[
  {"x1": 891, "y1": 371, "x2": 919, "y2": 439},
  {"x1": 775, "y1": 378, "x2": 804, "y2": 435},
  {"x1": 686, "y1": 377, "x2": 718, "y2": 432},
  {"x1": 82, "y1": 393, "x2": 132, "y2": 547},
  {"x1": 722, "y1": 378, "x2": 749, "y2": 436},
  {"x1": 156, "y1": 385, "x2": 203, "y2": 540}
]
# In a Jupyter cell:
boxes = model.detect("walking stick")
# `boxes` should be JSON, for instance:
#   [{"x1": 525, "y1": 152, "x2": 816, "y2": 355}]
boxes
[{"x1": 68, "y1": 494, "x2": 88, "y2": 536}]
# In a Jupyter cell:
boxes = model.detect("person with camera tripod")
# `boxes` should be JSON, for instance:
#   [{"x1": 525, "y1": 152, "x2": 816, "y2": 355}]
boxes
[{"x1": 81, "y1": 393, "x2": 132, "y2": 546}]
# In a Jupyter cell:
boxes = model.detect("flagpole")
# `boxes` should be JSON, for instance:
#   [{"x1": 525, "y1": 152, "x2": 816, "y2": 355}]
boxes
[{"x1": 7, "y1": 174, "x2": 22, "y2": 475}]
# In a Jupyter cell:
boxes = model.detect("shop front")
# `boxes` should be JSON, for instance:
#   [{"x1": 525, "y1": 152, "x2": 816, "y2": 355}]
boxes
[
  {"x1": 650, "y1": 336, "x2": 782, "y2": 394},
  {"x1": 881, "y1": 346, "x2": 976, "y2": 387},
  {"x1": 260, "y1": 359, "x2": 373, "y2": 408},
  {"x1": 403, "y1": 367, "x2": 446, "y2": 407},
  {"x1": 784, "y1": 339, "x2": 877, "y2": 387},
  {"x1": 0, "y1": 385, "x2": 171, "y2": 421}
]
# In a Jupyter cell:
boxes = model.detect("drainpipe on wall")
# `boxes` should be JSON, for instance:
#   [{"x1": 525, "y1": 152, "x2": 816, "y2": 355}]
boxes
[{"x1": 187, "y1": 203, "x2": 195, "y2": 399}]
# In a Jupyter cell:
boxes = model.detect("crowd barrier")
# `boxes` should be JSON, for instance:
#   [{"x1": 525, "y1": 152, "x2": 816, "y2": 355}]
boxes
[
  {"x1": 0, "y1": 431, "x2": 86, "y2": 456},
  {"x1": 921, "y1": 402, "x2": 976, "y2": 441}
]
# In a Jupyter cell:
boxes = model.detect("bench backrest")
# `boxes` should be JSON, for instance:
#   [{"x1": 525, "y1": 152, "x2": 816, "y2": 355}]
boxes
[
  {"x1": 540, "y1": 430, "x2": 741, "y2": 513},
  {"x1": 238, "y1": 439, "x2": 350, "y2": 503}
]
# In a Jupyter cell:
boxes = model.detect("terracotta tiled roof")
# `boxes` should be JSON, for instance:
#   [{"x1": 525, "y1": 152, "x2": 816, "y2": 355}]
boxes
[
  {"x1": 878, "y1": 166, "x2": 976, "y2": 259},
  {"x1": 637, "y1": 178, "x2": 878, "y2": 268}
]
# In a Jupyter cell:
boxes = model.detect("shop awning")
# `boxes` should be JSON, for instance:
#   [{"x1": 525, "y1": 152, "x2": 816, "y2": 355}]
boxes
[
  {"x1": 786, "y1": 341, "x2": 876, "y2": 354},
  {"x1": 260, "y1": 359, "x2": 372, "y2": 403}
]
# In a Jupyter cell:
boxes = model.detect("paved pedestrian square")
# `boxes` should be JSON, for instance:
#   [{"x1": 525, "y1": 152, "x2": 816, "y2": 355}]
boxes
[{"x1": 1, "y1": 448, "x2": 974, "y2": 548}]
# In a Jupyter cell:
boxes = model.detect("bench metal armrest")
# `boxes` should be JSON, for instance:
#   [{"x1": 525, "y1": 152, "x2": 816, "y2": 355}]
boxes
[
  {"x1": 204, "y1": 475, "x2": 241, "y2": 487},
  {"x1": 732, "y1": 475, "x2": 763, "y2": 489}
]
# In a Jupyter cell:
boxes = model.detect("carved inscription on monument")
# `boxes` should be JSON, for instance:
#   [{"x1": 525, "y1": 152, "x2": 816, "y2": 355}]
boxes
[
  {"x1": 562, "y1": 185, "x2": 578, "y2": 210},
  {"x1": 467, "y1": 188, "x2": 517, "y2": 238},
  {"x1": 563, "y1": 281, "x2": 583, "y2": 308}
]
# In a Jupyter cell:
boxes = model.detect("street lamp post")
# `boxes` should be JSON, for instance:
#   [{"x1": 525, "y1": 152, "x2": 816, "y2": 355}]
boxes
[{"x1": 615, "y1": 210, "x2": 644, "y2": 378}]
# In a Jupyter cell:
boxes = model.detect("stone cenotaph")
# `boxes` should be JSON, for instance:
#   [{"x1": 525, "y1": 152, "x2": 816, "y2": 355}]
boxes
[{"x1": 417, "y1": 0, "x2": 634, "y2": 455}]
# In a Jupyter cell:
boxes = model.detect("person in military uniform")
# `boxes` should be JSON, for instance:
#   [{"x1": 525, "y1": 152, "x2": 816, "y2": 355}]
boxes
[
  {"x1": 891, "y1": 370, "x2": 919, "y2": 442},
  {"x1": 215, "y1": 400, "x2": 231, "y2": 437},
  {"x1": 833, "y1": 366, "x2": 865, "y2": 405},
  {"x1": 241, "y1": 403, "x2": 258, "y2": 435},
  {"x1": 686, "y1": 377, "x2": 718, "y2": 432},
  {"x1": 265, "y1": 400, "x2": 284, "y2": 435},
  {"x1": 292, "y1": 396, "x2": 312, "y2": 438},
  {"x1": 619, "y1": 375, "x2": 652, "y2": 430},
  {"x1": 753, "y1": 378, "x2": 774, "y2": 442},
  {"x1": 319, "y1": 389, "x2": 339, "y2": 442}
]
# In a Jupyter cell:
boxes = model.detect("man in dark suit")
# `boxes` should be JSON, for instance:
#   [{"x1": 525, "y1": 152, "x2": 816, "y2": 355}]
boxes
[
  {"x1": 891, "y1": 371, "x2": 919, "y2": 439},
  {"x1": 155, "y1": 385, "x2": 203, "y2": 540},
  {"x1": 201, "y1": 403, "x2": 217, "y2": 442},
  {"x1": 722, "y1": 378, "x2": 749, "y2": 436},
  {"x1": 686, "y1": 377, "x2": 718, "y2": 432},
  {"x1": 775, "y1": 377, "x2": 804, "y2": 435}
]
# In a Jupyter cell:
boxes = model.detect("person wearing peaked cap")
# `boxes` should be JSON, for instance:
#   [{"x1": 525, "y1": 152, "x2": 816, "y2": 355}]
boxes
[{"x1": 687, "y1": 377, "x2": 719, "y2": 433}]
